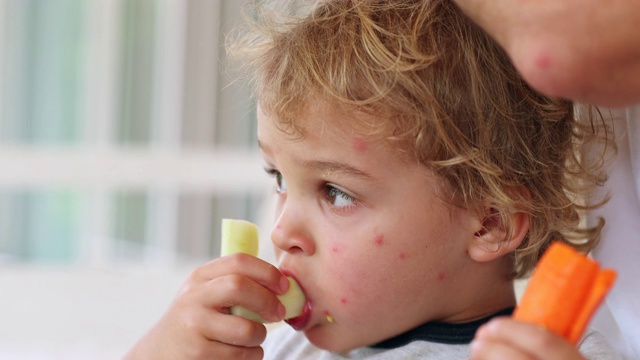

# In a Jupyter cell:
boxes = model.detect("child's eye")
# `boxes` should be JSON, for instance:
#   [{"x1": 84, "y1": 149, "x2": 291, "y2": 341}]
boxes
[
  {"x1": 326, "y1": 185, "x2": 356, "y2": 208},
  {"x1": 276, "y1": 173, "x2": 287, "y2": 193},
  {"x1": 265, "y1": 168, "x2": 287, "y2": 193}
]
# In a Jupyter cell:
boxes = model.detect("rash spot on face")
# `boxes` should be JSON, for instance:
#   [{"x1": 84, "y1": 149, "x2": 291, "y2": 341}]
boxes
[
  {"x1": 352, "y1": 137, "x2": 368, "y2": 153},
  {"x1": 399, "y1": 252, "x2": 409, "y2": 260},
  {"x1": 340, "y1": 297, "x2": 348, "y2": 305},
  {"x1": 373, "y1": 235, "x2": 384, "y2": 247},
  {"x1": 437, "y1": 272, "x2": 446, "y2": 281},
  {"x1": 331, "y1": 244, "x2": 341, "y2": 254},
  {"x1": 535, "y1": 53, "x2": 551, "y2": 70}
]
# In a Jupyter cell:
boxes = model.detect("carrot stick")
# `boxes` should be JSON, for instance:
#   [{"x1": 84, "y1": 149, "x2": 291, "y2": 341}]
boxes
[
  {"x1": 567, "y1": 268, "x2": 617, "y2": 344},
  {"x1": 513, "y1": 242, "x2": 617, "y2": 345}
]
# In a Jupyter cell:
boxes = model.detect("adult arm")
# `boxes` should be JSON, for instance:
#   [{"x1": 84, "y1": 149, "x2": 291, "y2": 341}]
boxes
[{"x1": 454, "y1": 0, "x2": 640, "y2": 108}]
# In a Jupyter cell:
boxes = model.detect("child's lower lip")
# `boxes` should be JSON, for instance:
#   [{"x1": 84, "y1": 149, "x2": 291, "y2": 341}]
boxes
[{"x1": 285, "y1": 301, "x2": 312, "y2": 330}]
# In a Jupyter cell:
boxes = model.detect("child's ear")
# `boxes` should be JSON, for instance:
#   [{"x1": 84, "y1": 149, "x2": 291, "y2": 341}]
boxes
[{"x1": 468, "y1": 207, "x2": 530, "y2": 263}]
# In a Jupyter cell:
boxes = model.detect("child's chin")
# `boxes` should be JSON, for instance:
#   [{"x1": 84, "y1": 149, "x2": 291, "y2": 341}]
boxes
[{"x1": 304, "y1": 328, "x2": 363, "y2": 355}]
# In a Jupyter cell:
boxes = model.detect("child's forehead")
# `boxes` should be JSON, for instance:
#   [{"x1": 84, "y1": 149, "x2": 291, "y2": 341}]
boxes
[{"x1": 264, "y1": 97, "x2": 394, "y2": 143}]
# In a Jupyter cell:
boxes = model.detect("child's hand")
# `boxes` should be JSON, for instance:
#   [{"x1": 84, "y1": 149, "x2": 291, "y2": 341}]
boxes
[
  {"x1": 124, "y1": 254, "x2": 289, "y2": 360},
  {"x1": 469, "y1": 317, "x2": 587, "y2": 360}
]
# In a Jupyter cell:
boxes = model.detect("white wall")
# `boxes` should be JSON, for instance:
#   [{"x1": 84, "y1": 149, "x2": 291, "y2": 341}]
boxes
[
  {"x1": 0, "y1": 266, "x2": 188, "y2": 359},
  {"x1": 0, "y1": 0, "x2": 277, "y2": 358}
]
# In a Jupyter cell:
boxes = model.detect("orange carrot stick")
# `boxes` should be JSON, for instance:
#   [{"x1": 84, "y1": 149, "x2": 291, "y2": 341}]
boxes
[
  {"x1": 513, "y1": 242, "x2": 617, "y2": 345},
  {"x1": 567, "y1": 268, "x2": 617, "y2": 344}
]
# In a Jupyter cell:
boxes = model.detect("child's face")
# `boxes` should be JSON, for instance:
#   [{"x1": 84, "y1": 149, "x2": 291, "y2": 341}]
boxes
[{"x1": 258, "y1": 102, "x2": 485, "y2": 352}]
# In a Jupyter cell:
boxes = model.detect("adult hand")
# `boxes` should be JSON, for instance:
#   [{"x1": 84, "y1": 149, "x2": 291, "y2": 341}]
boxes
[{"x1": 470, "y1": 317, "x2": 586, "y2": 360}]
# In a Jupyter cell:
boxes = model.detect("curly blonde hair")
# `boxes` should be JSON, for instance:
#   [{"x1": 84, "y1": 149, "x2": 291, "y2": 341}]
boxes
[{"x1": 228, "y1": 0, "x2": 611, "y2": 278}]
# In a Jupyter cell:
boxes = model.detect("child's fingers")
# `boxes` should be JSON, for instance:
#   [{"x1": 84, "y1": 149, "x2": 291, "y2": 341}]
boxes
[
  {"x1": 217, "y1": 345, "x2": 264, "y2": 360},
  {"x1": 202, "y1": 311, "x2": 269, "y2": 346},
  {"x1": 202, "y1": 273, "x2": 286, "y2": 322},
  {"x1": 124, "y1": 306, "x2": 266, "y2": 360},
  {"x1": 189, "y1": 253, "x2": 289, "y2": 294},
  {"x1": 197, "y1": 341, "x2": 264, "y2": 360},
  {"x1": 473, "y1": 318, "x2": 585, "y2": 360}
]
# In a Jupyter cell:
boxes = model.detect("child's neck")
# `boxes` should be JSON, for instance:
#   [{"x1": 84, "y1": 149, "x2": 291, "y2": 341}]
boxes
[{"x1": 441, "y1": 261, "x2": 517, "y2": 323}]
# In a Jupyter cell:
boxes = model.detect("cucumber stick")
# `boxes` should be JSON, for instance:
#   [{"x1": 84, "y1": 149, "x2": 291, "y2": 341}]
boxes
[{"x1": 221, "y1": 219, "x2": 306, "y2": 322}]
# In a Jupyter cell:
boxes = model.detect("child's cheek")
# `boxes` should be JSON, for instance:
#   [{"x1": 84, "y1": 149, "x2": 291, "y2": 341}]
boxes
[
  {"x1": 330, "y1": 243, "x2": 342, "y2": 254},
  {"x1": 323, "y1": 241, "x2": 362, "y2": 311},
  {"x1": 324, "y1": 234, "x2": 398, "y2": 322},
  {"x1": 372, "y1": 233, "x2": 412, "y2": 261}
]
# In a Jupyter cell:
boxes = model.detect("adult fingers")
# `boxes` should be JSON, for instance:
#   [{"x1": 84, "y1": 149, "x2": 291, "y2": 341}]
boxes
[
  {"x1": 469, "y1": 337, "x2": 536, "y2": 360},
  {"x1": 472, "y1": 318, "x2": 584, "y2": 360}
]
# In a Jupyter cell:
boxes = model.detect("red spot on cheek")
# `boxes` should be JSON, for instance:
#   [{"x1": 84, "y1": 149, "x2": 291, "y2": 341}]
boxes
[
  {"x1": 535, "y1": 54, "x2": 551, "y2": 70},
  {"x1": 331, "y1": 244, "x2": 341, "y2": 254},
  {"x1": 373, "y1": 235, "x2": 384, "y2": 247},
  {"x1": 437, "y1": 272, "x2": 446, "y2": 281},
  {"x1": 352, "y1": 138, "x2": 368, "y2": 152},
  {"x1": 340, "y1": 297, "x2": 348, "y2": 304},
  {"x1": 399, "y1": 252, "x2": 409, "y2": 260}
]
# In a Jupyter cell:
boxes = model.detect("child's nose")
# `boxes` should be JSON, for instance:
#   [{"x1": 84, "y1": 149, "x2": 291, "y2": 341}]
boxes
[{"x1": 271, "y1": 203, "x2": 316, "y2": 256}]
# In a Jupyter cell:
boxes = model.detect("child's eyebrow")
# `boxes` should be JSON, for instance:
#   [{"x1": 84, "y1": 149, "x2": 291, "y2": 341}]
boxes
[
  {"x1": 258, "y1": 139, "x2": 376, "y2": 181},
  {"x1": 301, "y1": 159, "x2": 375, "y2": 181}
]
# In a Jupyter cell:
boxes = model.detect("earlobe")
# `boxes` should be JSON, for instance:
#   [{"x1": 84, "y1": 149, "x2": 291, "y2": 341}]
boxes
[{"x1": 468, "y1": 209, "x2": 530, "y2": 263}]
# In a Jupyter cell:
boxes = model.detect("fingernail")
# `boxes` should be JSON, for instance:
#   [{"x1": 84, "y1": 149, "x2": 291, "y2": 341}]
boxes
[
  {"x1": 280, "y1": 276, "x2": 290, "y2": 293},
  {"x1": 475, "y1": 324, "x2": 487, "y2": 338}
]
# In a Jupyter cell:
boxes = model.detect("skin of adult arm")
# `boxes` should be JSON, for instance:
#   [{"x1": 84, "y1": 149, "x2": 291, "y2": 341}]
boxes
[{"x1": 453, "y1": 0, "x2": 640, "y2": 108}]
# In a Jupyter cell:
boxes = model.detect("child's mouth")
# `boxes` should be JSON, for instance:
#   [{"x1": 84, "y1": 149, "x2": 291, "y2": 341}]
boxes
[{"x1": 285, "y1": 301, "x2": 312, "y2": 330}]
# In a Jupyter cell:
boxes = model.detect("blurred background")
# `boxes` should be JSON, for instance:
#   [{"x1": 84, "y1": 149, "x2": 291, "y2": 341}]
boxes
[{"x1": 0, "y1": 0, "x2": 276, "y2": 358}]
